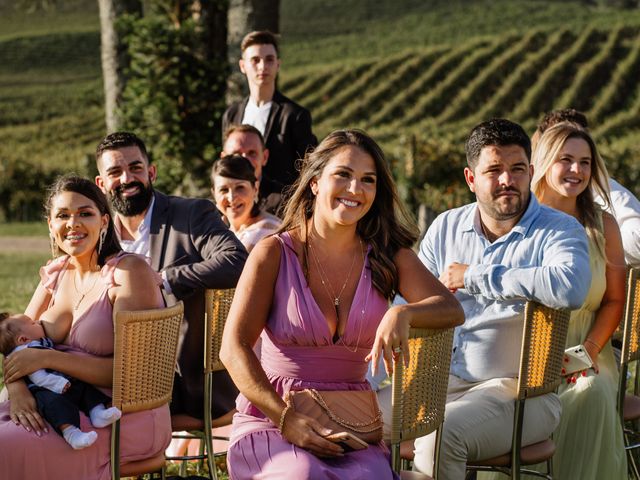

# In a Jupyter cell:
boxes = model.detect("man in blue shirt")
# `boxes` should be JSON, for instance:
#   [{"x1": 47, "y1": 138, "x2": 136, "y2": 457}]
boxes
[{"x1": 412, "y1": 119, "x2": 591, "y2": 478}]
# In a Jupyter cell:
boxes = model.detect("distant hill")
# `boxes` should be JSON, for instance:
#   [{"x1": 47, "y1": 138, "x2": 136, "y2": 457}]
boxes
[{"x1": 1, "y1": 0, "x2": 639, "y2": 219}]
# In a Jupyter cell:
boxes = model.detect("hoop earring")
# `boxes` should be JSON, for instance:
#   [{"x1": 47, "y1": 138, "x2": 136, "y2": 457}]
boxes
[
  {"x1": 98, "y1": 229, "x2": 107, "y2": 256},
  {"x1": 50, "y1": 235, "x2": 57, "y2": 258}
]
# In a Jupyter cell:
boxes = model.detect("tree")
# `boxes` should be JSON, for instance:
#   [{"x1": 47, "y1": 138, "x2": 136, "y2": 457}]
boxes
[
  {"x1": 119, "y1": 0, "x2": 229, "y2": 194},
  {"x1": 98, "y1": 0, "x2": 143, "y2": 132},
  {"x1": 226, "y1": 0, "x2": 279, "y2": 102}
]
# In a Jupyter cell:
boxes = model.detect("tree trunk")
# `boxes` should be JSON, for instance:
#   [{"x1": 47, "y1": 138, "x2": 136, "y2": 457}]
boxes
[
  {"x1": 227, "y1": 0, "x2": 279, "y2": 103},
  {"x1": 98, "y1": 0, "x2": 142, "y2": 133}
]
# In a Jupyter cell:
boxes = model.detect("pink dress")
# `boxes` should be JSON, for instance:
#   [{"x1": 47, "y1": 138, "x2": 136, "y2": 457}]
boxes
[
  {"x1": 227, "y1": 232, "x2": 398, "y2": 479},
  {"x1": 0, "y1": 253, "x2": 171, "y2": 480}
]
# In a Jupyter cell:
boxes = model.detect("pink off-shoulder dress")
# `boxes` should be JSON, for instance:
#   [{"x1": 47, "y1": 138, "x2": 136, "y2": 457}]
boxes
[
  {"x1": 0, "y1": 252, "x2": 171, "y2": 480},
  {"x1": 227, "y1": 232, "x2": 398, "y2": 479}
]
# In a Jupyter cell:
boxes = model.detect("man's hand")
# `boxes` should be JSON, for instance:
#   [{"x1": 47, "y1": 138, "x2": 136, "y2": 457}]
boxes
[{"x1": 439, "y1": 263, "x2": 468, "y2": 292}]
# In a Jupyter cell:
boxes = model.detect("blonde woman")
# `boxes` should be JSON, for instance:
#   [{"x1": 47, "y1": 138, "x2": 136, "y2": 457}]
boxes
[{"x1": 531, "y1": 122, "x2": 627, "y2": 479}]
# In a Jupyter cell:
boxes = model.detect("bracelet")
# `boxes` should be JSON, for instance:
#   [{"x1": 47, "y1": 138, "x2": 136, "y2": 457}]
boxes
[
  {"x1": 278, "y1": 405, "x2": 291, "y2": 433},
  {"x1": 584, "y1": 338, "x2": 602, "y2": 352}
]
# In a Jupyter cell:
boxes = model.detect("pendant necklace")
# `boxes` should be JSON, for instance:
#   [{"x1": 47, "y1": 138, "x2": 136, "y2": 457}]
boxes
[
  {"x1": 309, "y1": 237, "x2": 361, "y2": 316},
  {"x1": 309, "y1": 237, "x2": 365, "y2": 352},
  {"x1": 72, "y1": 271, "x2": 100, "y2": 311}
]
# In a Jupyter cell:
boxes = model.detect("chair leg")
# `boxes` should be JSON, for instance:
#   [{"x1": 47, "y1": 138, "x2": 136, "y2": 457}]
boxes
[{"x1": 627, "y1": 433, "x2": 640, "y2": 480}]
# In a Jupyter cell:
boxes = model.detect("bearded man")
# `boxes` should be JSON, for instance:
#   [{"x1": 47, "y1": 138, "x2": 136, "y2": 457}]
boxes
[{"x1": 95, "y1": 131, "x2": 247, "y2": 425}]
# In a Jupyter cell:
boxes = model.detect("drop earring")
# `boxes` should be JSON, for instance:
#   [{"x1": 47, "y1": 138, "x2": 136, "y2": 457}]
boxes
[
  {"x1": 50, "y1": 234, "x2": 57, "y2": 258},
  {"x1": 98, "y1": 229, "x2": 107, "y2": 256}
]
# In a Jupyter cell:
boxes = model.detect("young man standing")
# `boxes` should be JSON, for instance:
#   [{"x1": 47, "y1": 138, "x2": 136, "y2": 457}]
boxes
[{"x1": 222, "y1": 31, "x2": 317, "y2": 195}]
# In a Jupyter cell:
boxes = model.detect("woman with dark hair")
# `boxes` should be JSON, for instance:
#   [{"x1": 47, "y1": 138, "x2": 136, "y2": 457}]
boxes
[
  {"x1": 211, "y1": 155, "x2": 281, "y2": 252},
  {"x1": 530, "y1": 123, "x2": 627, "y2": 479},
  {"x1": 220, "y1": 130, "x2": 464, "y2": 479},
  {"x1": 0, "y1": 175, "x2": 170, "y2": 479}
]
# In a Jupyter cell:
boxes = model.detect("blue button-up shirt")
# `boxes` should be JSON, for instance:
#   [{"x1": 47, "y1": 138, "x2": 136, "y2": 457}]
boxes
[{"x1": 419, "y1": 195, "x2": 591, "y2": 382}]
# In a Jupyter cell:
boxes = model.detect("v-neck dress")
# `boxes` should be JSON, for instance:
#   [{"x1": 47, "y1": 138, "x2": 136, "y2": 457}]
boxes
[
  {"x1": 227, "y1": 232, "x2": 398, "y2": 479},
  {"x1": 0, "y1": 253, "x2": 171, "y2": 480}
]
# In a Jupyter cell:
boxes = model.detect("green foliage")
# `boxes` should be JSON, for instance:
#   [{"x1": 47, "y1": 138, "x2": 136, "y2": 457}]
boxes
[
  {"x1": 393, "y1": 132, "x2": 472, "y2": 215},
  {"x1": 2, "y1": 0, "x2": 640, "y2": 220},
  {"x1": 0, "y1": 159, "x2": 65, "y2": 221},
  {"x1": 119, "y1": 3, "x2": 228, "y2": 193}
]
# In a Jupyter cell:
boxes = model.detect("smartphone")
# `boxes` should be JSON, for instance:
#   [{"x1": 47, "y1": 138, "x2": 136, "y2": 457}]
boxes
[
  {"x1": 324, "y1": 432, "x2": 368, "y2": 452},
  {"x1": 563, "y1": 344, "x2": 594, "y2": 376}
]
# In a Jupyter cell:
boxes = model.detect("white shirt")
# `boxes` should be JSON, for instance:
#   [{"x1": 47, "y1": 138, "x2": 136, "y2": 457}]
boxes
[
  {"x1": 242, "y1": 99, "x2": 272, "y2": 136},
  {"x1": 596, "y1": 179, "x2": 640, "y2": 267},
  {"x1": 114, "y1": 196, "x2": 172, "y2": 293},
  {"x1": 115, "y1": 195, "x2": 155, "y2": 259}
]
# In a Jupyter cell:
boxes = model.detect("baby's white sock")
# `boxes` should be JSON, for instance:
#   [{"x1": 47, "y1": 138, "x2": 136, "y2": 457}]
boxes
[
  {"x1": 62, "y1": 426, "x2": 98, "y2": 450},
  {"x1": 89, "y1": 404, "x2": 122, "y2": 428}
]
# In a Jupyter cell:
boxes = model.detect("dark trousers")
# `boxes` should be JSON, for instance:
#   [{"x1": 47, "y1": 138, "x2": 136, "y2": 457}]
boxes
[{"x1": 31, "y1": 380, "x2": 111, "y2": 435}]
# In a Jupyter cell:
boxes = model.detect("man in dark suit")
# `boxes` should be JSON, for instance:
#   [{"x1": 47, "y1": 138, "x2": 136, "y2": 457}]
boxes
[
  {"x1": 222, "y1": 30, "x2": 317, "y2": 196},
  {"x1": 95, "y1": 131, "x2": 248, "y2": 424}
]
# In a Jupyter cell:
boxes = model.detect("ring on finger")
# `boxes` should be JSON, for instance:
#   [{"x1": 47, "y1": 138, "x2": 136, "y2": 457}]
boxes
[{"x1": 393, "y1": 346, "x2": 402, "y2": 353}]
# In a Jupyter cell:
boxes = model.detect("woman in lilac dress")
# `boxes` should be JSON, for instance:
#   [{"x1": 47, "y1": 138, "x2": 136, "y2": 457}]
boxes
[
  {"x1": 0, "y1": 176, "x2": 169, "y2": 479},
  {"x1": 220, "y1": 130, "x2": 464, "y2": 479}
]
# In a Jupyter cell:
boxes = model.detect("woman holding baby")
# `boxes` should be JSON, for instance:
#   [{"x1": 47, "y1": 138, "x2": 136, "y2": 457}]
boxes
[{"x1": 0, "y1": 175, "x2": 170, "y2": 479}]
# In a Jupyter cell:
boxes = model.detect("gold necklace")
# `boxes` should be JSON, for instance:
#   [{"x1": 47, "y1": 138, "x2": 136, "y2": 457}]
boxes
[
  {"x1": 309, "y1": 238, "x2": 361, "y2": 314},
  {"x1": 309, "y1": 238, "x2": 366, "y2": 352},
  {"x1": 72, "y1": 271, "x2": 100, "y2": 311}
]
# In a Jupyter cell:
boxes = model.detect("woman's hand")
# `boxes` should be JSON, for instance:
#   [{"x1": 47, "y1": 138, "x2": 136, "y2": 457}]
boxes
[
  {"x1": 3, "y1": 348, "x2": 47, "y2": 384},
  {"x1": 281, "y1": 410, "x2": 344, "y2": 458},
  {"x1": 583, "y1": 341, "x2": 600, "y2": 375},
  {"x1": 366, "y1": 305, "x2": 410, "y2": 376},
  {"x1": 7, "y1": 382, "x2": 48, "y2": 435}
]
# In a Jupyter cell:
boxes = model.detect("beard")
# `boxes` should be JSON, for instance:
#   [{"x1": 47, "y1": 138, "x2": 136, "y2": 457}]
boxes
[
  {"x1": 479, "y1": 186, "x2": 529, "y2": 221},
  {"x1": 108, "y1": 181, "x2": 154, "y2": 216}
]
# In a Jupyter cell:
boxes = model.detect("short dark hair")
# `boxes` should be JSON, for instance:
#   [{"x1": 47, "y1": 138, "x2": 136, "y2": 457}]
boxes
[
  {"x1": 223, "y1": 124, "x2": 266, "y2": 149},
  {"x1": 0, "y1": 312, "x2": 19, "y2": 356},
  {"x1": 241, "y1": 30, "x2": 279, "y2": 56},
  {"x1": 537, "y1": 108, "x2": 589, "y2": 134},
  {"x1": 45, "y1": 175, "x2": 122, "y2": 266},
  {"x1": 465, "y1": 118, "x2": 531, "y2": 169},
  {"x1": 211, "y1": 155, "x2": 260, "y2": 218},
  {"x1": 95, "y1": 131, "x2": 150, "y2": 164}
]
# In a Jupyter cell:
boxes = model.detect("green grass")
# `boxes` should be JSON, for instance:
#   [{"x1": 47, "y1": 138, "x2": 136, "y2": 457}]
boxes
[
  {"x1": 0, "y1": 222, "x2": 48, "y2": 236},
  {"x1": 0, "y1": 252, "x2": 49, "y2": 312}
]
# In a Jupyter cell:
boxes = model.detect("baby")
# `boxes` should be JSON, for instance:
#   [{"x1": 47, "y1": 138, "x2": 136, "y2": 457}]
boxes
[{"x1": 0, "y1": 312, "x2": 121, "y2": 449}]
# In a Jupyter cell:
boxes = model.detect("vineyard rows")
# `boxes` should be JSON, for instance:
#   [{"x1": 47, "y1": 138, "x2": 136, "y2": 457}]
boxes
[{"x1": 281, "y1": 26, "x2": 640, "y2": 145}]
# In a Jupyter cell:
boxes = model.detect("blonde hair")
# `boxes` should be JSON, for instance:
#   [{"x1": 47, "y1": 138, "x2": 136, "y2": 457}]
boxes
[{"x1": 531, "y1": 122, "x2": 611, "y2": 259}]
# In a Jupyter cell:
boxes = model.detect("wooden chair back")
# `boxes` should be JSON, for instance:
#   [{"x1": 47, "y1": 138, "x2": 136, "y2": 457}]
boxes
[
  {"x1": 205, "y1": 288, "x2": 235, "y2": 373},
  {"x1": 111, "y1": 301, "x2": 184, "y2": 479},
  {"x1": 390, "y1": 327, "x2": 455, "y2": 476}
]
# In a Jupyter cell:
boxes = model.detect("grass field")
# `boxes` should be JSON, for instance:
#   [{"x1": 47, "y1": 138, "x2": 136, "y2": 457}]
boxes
[
  {"x1": 2, "y1": 0, "x2": 640, "y2": 193},
  {"x1": 0, "y1": 252, "x2": 49, "y2": 312}
]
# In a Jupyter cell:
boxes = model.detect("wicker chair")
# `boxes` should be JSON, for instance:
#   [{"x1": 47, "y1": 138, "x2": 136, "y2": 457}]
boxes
[
  {"x1": 465, "y1": 301, "x2": 570, "y2": 480},
  {"x1": 617, "y1": 267, "x2": 640, "y2": 479},
  {"x1": 390, "y1": 327, "x2": 455, "y2": 480},
  {"x1": 110, "y1": 301, "x2": 184, "y2": 480},
  {"x1": 168, "y1": 288, "x2": 235, "y2": 479}
]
